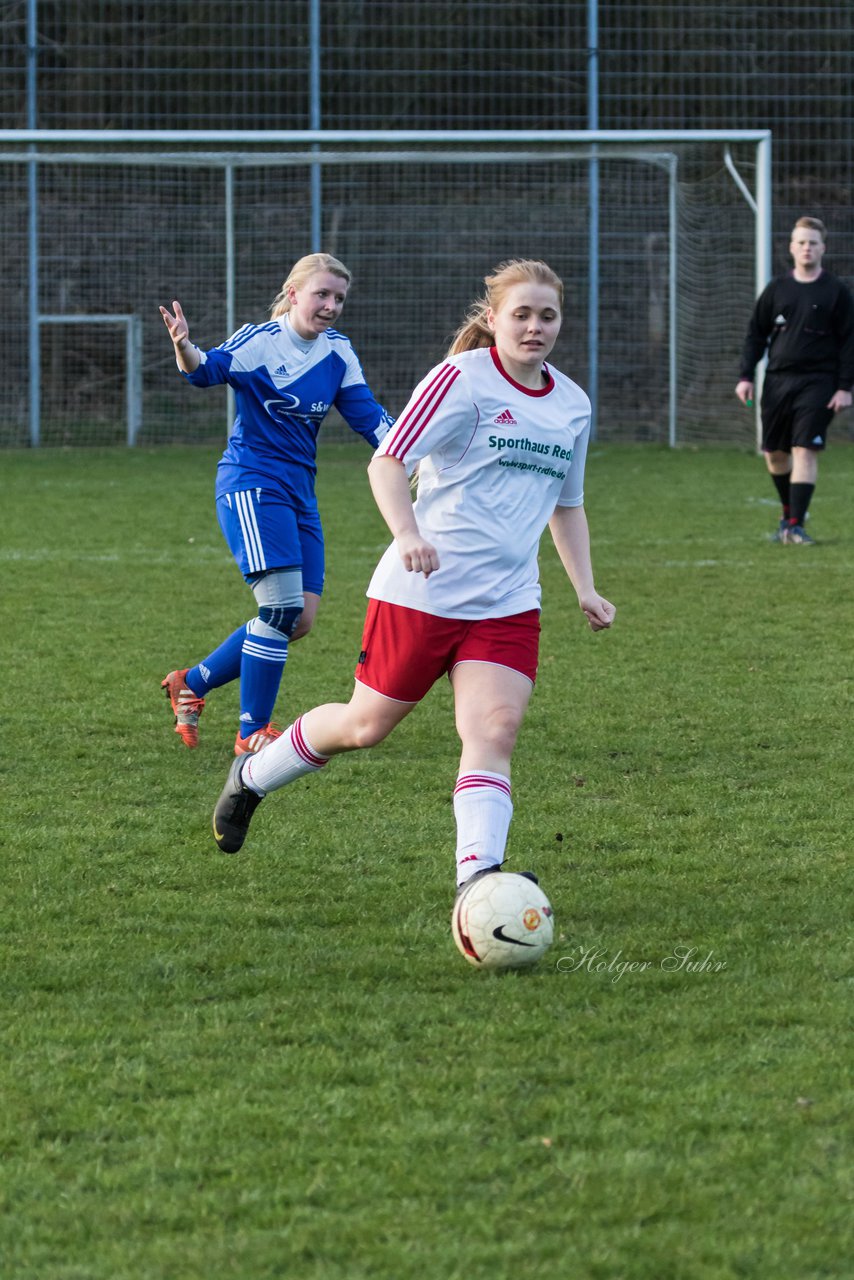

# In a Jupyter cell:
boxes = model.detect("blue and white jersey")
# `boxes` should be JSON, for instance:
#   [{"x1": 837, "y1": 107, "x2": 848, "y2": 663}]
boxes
[{"x1": 183, "y1": 315, "x2": 394, "y2": 509}]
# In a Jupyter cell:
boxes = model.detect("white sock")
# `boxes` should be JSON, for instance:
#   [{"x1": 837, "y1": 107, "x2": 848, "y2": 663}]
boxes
[
  {"x1": 243, "y1": 715, "x2": 329, "y2": 794},
  {"x1": 453, "y1": 771, "x2": 513, "y2": 885}
]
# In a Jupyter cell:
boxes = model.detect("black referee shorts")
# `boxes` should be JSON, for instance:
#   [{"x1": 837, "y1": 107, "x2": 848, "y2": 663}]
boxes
[{"x1": 760, "y1": 372, "x2": 834, "y2": 452}]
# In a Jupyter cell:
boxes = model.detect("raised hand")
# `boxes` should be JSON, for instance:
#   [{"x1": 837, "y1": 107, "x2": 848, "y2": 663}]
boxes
[
  {"x1": 159, "y1": 300, "x2": 200, "y2": 372},
  {"x1": 159, "y1": 300, "x2": 189, "y2": 346}
]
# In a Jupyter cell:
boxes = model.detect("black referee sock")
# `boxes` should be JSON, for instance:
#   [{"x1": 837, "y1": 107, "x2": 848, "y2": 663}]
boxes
[
  {"x1": 770, "y1": 470, "x2": 791, "y2": 519},
  {"x1": 789, "y1": 482, "x2": 815, "y2": 527}
]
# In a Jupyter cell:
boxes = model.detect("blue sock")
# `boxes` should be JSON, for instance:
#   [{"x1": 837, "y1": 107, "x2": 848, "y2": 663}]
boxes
[
  {"x1": 185, "y1": 624, "x2": 246, "y2": 696},
  {"x1": 239, "y1": 630, "x2": 288, "y2": 737}
]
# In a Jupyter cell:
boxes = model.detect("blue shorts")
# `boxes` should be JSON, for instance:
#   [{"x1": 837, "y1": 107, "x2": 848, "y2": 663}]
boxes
[{"x1": 216, "y1": 488, "x2": 325, "y2": 594}]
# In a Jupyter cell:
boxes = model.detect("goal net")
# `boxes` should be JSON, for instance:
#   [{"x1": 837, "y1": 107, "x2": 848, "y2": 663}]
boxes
[{"x1": 0, "y1": 130, "x2": 770, "y2": 448}]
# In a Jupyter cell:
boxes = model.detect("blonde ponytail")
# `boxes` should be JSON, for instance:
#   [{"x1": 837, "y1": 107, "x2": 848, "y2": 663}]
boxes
[
  {"x1": 446, "y1": 259, "x2": 563, "y2": 357},
  {"x1": 447, "y1": 302, "x2": 493, "y2": 355}
]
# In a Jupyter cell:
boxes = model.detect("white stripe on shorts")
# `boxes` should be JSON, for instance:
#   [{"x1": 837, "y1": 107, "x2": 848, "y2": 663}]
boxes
[{"x1": 234, "y1": 489, "x2": 266, "y2": 575}]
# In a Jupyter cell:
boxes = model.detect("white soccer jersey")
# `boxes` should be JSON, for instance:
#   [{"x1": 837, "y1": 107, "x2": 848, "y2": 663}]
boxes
[{"x1": 367, "y1": 346, "x2": 591, "y2": 619}]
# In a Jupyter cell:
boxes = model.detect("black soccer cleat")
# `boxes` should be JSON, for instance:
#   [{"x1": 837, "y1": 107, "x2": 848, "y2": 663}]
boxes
[
  {"x1": 212, "y1": 755, "x2": 263, "y2": 853},
  {"x1": 455, "y1": 866, "x2": 539, "y2": 898}
]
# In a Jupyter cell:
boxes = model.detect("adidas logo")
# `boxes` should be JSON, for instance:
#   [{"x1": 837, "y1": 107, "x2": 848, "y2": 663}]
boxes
[
  {"x1": 812, "y1": 435, "x2": 823, "y2": 445},
  {"x1": 273, "y1": 363, "x2": 288, "y2": 376},
  {"x1": 493, "y1": 408, "x2": 517, "y2": 425},
  {"x1": 774, "y1": 314, "x2": 787, "y2": 326}
]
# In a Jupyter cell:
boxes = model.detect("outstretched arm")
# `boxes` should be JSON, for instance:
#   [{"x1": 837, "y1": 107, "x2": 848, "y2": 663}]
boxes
[
  {"x1": 159, "y1": 300, "x2": 201, "y2": 374},
  {"x1": 548, "y1": 504, "x2": 615, "y2": 631},
  {"x1": 367, "y1": 454, "x2": 440, "y2": 578}
]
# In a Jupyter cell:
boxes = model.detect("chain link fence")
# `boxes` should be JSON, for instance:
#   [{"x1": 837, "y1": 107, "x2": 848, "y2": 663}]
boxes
[{"x1": 1, "y1": 2, "x2": 852, "y2": 445}]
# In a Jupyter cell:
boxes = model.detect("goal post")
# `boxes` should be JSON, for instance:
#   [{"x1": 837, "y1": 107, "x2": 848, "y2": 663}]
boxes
[
  {"x1": 38, "y1": 313, "x2": 143, "y2": 445},
  {"x1": 0, "y1": 128, "x2": 771, "y2": 449}
]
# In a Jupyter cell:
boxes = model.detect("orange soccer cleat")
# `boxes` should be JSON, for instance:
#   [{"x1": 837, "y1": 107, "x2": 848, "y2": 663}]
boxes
[
  {"x1": 161, "y1": 669, "x2": 206, "y2": 748},
  {"x1": 234, "y1": 722, "x2": 283, "y2": 756}
]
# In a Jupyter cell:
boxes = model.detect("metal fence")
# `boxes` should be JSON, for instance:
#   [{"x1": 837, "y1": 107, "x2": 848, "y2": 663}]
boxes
[
  {"x1": 1, "y1": 1, "x2": 853, "y2": 446},
  {"x1": 0, "y1": 131, "x2": 769, "y2": 447}
]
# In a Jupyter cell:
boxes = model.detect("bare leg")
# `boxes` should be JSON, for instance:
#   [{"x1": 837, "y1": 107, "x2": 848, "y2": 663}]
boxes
[
  {"x1": 290, "y1": 590, "x2": 320, "y2": 642},
  {"x1": 451, "y1": 661, "x2": 533, "y2": 775},
  {"x1": 790, "y1": 445, "x2": 818, "y2": 485},
  {"x1": 764, "y1": 448, "x2": 792, "y2": 477},
  {"x1": 449, "y1": 661, "x2": 534, "y2": 882},
  {"x1": 300, "y1": 680, "x2": 417, "y2": 756}
]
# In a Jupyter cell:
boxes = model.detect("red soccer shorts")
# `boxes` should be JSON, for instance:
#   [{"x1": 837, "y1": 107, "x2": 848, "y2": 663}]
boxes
[{"x1": 354, "y1": 599, "x2": 540, "y2": 703}]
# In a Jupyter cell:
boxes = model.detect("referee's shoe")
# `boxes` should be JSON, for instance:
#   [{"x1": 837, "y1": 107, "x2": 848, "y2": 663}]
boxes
[
  {"x1": 213, "y1": 756, "x2": 263, "y2": 853},
  {"x1": 782, "y1": 523, "x2": 815, "y2": 545}
]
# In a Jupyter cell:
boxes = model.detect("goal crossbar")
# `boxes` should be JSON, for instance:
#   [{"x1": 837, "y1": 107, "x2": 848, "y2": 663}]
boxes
[
  {"x1": 0, "y1": 128, "x2": 773, "y2": 144},
  {"x1": 7, "y1": 128, "x2": 771, "y2": 448}
]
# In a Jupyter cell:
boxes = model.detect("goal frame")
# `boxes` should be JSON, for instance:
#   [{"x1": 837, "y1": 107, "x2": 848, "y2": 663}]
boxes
[{"x1": 2, "y1": 128, "x2": 772, "y2": 448}]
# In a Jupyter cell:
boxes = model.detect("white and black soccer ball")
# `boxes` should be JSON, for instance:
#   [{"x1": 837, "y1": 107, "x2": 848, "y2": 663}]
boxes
[{"x1": 451, "y1": 872, "x2": 554, "y2": 970}]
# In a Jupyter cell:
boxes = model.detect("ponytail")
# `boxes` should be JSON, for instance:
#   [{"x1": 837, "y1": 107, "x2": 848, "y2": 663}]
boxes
[{"x1": 446, "y1": 259, "x2": 563, "y2": 358}]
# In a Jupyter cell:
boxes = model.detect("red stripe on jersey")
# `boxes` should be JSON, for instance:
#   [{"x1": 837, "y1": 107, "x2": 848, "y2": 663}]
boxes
[
  {"x1": 384, "y1": 363, "x2": 460, "y2": 459},
  {"x1": 292, "y1": 715, "x2": 328, "y2": 769},
  {"x1": 454, "y1": 774, "x2": 512, "y2": 799}
]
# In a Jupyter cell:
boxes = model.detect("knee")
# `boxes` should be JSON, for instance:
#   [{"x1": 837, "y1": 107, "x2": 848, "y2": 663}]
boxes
[
  {"x1": 493, "y1": 720, "x2": 522, "y2": 758},
  {"x1": 291, "y1": 594, "x2": 320, "y2": 643},
  {"x1": 289, "y1": 610, "x2": 313, "y2": 642},
  {"x1": 251, "y1": 569, "x2": 306, "y2": 641},
  {"x1": 258, "y1": 602, "x2": 303, "y2": 640},
  {"x1": 765, "y1": 450, "x2": 791, "y2": 474},
  {"x1": 467, "y1": 705, "x2": 522, "y2": 756},
  {"x1": 344, "y1": 715, "x2": 391, "y2": 751},
  {"x1": 334, "y1": 703, "x2": 398, "y2": 751}
]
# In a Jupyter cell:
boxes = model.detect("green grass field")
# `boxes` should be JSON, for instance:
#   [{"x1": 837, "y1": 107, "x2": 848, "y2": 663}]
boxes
[{"x1": 1, "y1": 442, "x2": 852, "y2": 1280}]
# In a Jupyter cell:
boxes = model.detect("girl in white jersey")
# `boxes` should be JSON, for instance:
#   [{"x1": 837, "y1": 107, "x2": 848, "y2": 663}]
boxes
[{"x1": 211, "y1": 259, "x2": 616, "y2": 898}]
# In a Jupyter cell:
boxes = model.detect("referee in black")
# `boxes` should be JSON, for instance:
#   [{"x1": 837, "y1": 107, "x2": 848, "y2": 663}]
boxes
[{"x1": 736, "y1": 216, "x2": 854, "y2": 544}]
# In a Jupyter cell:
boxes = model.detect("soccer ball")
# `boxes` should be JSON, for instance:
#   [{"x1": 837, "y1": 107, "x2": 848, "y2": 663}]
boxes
[{"x1": 451, "y1": 872, "x2": 554, "y2": 970}]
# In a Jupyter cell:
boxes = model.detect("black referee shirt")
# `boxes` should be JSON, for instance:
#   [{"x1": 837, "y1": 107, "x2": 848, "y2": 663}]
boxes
[{"x1": 738, "y1": 270, "x2": 854, "y2": 386}]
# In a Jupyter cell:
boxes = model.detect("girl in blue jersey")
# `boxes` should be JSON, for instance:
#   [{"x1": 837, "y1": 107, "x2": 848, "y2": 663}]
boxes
[{"x1": 159, "y1": 253, "x2": 393, "y2": 754}]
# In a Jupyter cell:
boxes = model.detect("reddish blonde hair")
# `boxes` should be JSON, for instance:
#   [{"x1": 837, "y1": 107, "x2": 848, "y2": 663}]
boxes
[
  {"x1": 448, "y1": 259, "x2": 564, "y2": 354},
  {"x1": 791, "y1": 216, "x2": 826, "y2": 242}
]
